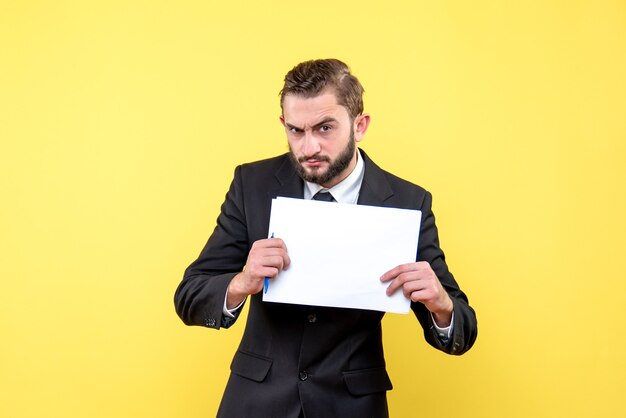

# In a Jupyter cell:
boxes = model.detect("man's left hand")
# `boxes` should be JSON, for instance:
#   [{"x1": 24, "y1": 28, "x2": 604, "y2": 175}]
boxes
[{"x1": 380, "y1": 261, "x2": 454, "y2": 327}]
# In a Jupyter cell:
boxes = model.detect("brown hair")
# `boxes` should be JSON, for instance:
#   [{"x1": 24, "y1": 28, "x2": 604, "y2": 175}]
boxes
[{"x1": 280, "y1": 59, "x2": 364, "y2": 119}]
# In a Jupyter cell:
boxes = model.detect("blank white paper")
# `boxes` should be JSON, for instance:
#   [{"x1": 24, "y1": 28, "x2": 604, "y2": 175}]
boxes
[{"x1": 262, "y1": 197, "x2": 421, "y2": 314}]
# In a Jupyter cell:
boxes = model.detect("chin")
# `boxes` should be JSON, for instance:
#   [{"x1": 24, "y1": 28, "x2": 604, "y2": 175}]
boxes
[{"x1": 302, "y1": 165, "x2": 325, "y2": 175}]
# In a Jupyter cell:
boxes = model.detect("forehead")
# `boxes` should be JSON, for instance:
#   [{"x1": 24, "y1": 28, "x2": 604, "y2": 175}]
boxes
[{"x1": 282, "y1": 91, "x2": 350, "y2": 125}]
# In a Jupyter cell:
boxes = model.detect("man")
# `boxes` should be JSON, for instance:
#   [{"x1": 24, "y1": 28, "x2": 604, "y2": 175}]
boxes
[{"x1": 175, "y1": 59, "x2": 477, "y2": 418}]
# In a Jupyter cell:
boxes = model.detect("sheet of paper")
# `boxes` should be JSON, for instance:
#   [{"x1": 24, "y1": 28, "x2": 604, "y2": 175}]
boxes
[{"x1": 262, "y1": 197, "x2": 421, "y2": 314}]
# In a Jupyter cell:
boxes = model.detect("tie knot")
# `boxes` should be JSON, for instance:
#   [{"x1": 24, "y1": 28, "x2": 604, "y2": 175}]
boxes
[{"x1": 312, "y1": 191, "x2": 335, "y2": 202}]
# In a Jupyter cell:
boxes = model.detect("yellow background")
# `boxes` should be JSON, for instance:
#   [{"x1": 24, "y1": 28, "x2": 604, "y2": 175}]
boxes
[{"x1": 1, "y1": 1, "x2": 625, "y2": 417}]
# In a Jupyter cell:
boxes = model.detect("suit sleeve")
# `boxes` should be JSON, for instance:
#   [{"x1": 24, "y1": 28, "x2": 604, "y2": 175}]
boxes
[
  {"x1": 411, "y1": 191, "x2": 478, "y2": 355},
  {"x1": 174, "y1": 165, "x2": 250, "y2": 330}
]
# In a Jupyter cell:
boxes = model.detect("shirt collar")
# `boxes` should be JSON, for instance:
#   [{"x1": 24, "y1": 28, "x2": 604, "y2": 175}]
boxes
[{"x1": 303, "y1": 149, "x2": 365, "y2": 204}]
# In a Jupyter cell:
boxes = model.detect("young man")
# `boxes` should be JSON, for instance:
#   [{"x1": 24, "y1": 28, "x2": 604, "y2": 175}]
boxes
[{"x1": 175, "y1": 59, "x2": 477, "y2": 418}]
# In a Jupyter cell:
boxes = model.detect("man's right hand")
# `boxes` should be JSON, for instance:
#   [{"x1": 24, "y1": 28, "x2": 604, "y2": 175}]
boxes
[{"x1": 226, "y1": 238, "x2": 290, "y2": 309}]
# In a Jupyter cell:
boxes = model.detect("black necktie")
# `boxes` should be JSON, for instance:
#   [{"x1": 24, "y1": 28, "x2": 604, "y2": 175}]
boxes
[{"x1": 312, "y1": 191, "x2": 335, "y2": 202}]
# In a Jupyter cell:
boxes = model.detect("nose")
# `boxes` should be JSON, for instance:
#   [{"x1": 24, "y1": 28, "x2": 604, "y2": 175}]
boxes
[{"x1": 302, "y1": 131, "x2": 321, "y2": 157}]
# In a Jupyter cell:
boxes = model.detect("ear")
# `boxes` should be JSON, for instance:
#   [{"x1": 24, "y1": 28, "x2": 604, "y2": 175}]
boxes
[
  {"x1": 279, "y1": 115, "x2": 286, "y2": 126},
  {"x1": 353, "y1": 113, "x2": 371, "y2": 142}
]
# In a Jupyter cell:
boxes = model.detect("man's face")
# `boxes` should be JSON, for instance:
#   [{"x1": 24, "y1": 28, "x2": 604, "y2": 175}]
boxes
[{"x1": 280, "y1": 90, "x2": 366, "y2": 188}]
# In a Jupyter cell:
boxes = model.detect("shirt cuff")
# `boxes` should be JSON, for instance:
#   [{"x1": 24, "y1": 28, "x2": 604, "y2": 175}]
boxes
[
  {"x1": 430, "y1": 311, "x2": 454, "y2": 340},
  {"x1": 223, "y1": 290, "x2": 246, "y2": 318}
]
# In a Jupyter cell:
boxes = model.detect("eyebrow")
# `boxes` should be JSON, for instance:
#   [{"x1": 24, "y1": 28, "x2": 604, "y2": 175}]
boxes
[{"x1": 285, "y1": 117, "x2": 339, "y2": 132}]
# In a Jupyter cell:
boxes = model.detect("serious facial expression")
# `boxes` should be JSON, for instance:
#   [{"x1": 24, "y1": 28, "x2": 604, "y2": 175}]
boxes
[{"x1": 281, "y1": 91, "x2": 359, "y2": 189}]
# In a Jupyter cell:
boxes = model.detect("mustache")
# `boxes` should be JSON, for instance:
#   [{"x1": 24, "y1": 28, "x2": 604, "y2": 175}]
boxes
[{"x1": 298, "y1": 154, "x2": 331, "y2": 163}]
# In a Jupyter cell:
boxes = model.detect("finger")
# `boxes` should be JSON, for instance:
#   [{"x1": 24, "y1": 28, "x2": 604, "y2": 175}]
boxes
[
  {"x1": 283, "y1": 251, "x2": 291, "y2": 269},
  {"x1": 262, "y1": 239, "x2": 290, "y2": 268},
  {"x1": 384, "y1": 271, "x2": 414, "y2": 296},
  {"x1": 249, "y1": 255, "x2": 285, "y2": 273},
  {"x1": 259, "y1": 266, "x2": 280, "y2": 279},
  {"x1": 252, "y1": 237, "x2": 287, "y2": 250},
  {"x1": 408, "y1": 283, "x2": 449, "y2": 308},
  {"x1": 265, "y1": 237, "x2": 288, "y2": 249},
  {"x1": 246, "y1": 253, "x2": 285, "y2": 276},
  {"x1": 407, "y1": 288, "x2": 432, "y2": 303},
  {"x1": 253, "y1": 247, "x2": 288, "y2": 258},
  {"x1": 399, "y1": 279, "x2": 428, "y2": 299},
  {"x1": 386, "y1": 269, "x2": 436, "y2": 296},
  {"x1": 257, "y1": 248, "x2": 290, "y2": 270},
  {"x1": 248, "y1": 247, "x2": 286, "y2": 264},
  {"x1": 380, "y1": 263, "x2": 416, "y2": 282},
  {"x1": 243, "y1": 264, "x2": 279, "y2": 283}
]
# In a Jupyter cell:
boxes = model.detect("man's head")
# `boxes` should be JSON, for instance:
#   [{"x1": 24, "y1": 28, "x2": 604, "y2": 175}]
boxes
[
  {"x1": 279, "y1": 59, "x2": 370, "y2": 188},
  {"x1": 280, "y1": 59, "x2": 364, "y2": 120}
]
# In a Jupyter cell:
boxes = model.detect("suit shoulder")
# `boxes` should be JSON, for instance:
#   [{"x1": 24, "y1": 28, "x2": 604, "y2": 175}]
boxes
[
  {"x1": 383, "y1": 170, "x2": 431, "y2": 210},
  {"x1": 363, "y1": 151, "x2": 430, "y2": 198},
  {"x1": 381, "y1": 168, "x2": 429, "y2": 195},
  {"x1": 361, "y1": 149, "x2": 429, "y2": 194}
]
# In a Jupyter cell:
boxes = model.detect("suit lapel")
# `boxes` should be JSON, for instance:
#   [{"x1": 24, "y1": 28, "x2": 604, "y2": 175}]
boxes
[
  {"x1": 268, "y1": 154, "x2": 304, "y2": 200},
  {"x1": 357, "y1": 149, "x2": 394, "y2": 207}
]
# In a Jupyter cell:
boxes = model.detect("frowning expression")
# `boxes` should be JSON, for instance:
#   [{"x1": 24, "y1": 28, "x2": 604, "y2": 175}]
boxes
[{"x1": 280, "y1": 90, "x2": 369, "y2": 188}]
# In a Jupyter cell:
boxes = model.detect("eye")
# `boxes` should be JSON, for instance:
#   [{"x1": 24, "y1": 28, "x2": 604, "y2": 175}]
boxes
[
  {"x1": 319, "y1": 125, "x2": 331, "y2": 132},
  {"x1": 289, "y1": 127, "x2": 301, "y2": 134}
]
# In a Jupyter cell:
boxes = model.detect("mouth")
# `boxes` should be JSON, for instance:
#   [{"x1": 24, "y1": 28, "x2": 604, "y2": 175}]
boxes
[
  {"x1": 299, "y1": 155, "x2": 330, "y2": 169},
  {"x1": 303, "y1": 159, "x2": 324, "y2": 168}
]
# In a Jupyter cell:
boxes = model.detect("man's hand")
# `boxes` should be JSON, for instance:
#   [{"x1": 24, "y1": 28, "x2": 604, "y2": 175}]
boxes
[
  {"x1": 380, "y1": 261, "x2": 454, "y2": 327},
  {"x1": 226, "y1": 238, "x2": 290, "y2": 309}
]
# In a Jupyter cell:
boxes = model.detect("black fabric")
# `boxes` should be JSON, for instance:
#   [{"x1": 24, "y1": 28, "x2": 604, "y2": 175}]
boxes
[{"x1": 312, "y1": 191, "x2": 335, "y2": 202}]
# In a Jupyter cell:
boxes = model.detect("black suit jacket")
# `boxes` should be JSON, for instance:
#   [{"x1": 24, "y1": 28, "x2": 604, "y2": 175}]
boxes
[{"x1": 175, "y1": 150, "x2": 477, "y2": 418}]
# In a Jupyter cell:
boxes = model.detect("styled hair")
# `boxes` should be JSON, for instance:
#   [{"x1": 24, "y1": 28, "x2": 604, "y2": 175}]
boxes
[{"x1": 280, "y1": 59, "x2": 364, "y2": 119}]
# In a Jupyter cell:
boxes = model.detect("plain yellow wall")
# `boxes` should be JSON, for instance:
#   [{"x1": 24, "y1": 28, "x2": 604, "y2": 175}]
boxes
[{"x1": 1, "y1": 1, "x2": 625, "y2": 417}]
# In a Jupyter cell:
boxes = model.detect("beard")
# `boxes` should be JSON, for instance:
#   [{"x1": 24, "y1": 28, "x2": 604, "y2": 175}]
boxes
[{"x1": 288, "y1": 131, "x2": 356, "y2": 186}]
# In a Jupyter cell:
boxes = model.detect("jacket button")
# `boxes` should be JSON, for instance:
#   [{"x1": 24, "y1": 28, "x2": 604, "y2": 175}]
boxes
[
  {"x1": 299, "y1": 371, "x2": 308, "y2": 381},
  {"x1": 307, "y1": 313, "x2": 317, "y2": 323}
]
